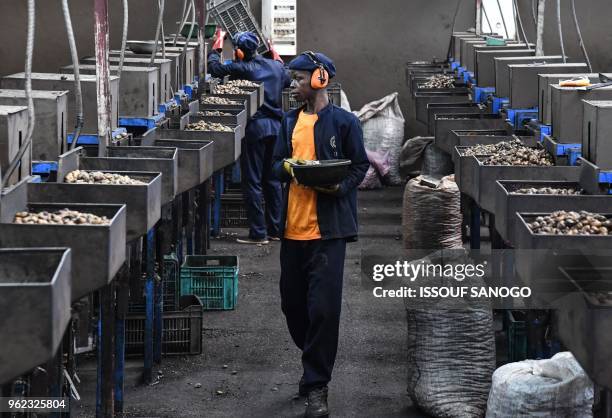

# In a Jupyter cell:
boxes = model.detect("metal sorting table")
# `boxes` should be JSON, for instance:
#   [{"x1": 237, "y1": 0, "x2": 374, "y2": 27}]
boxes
[
  {"x1": 0, "y1": 72, "x2": 120, "y2": 133},
  {"x1": 434, "y1": 114, "x2": 508, "y2": 154},
  {"x1": 509, "y1": 63, "x2": 589, "y2": 109},
  {"x1": 581, "y1": 100, "x2": 612, "y2": 171},
  {"x1": 141, "y1": 138, "x2": 214, "y2": 193},
  {"x1": 411, "y1": 75, "x2": 464, "y2": 96},
  {"x1": 61, "y1": 64, "x2": 159, "y2": 118},
  {"x1": 494, "y1": 56, "x2": 564, "y2": 99},
  {"x1": 475, "y1": 49, "x2": 535, "y2": 88},
  {"x1": 190, "y1": 107, "x2": 247, "y2": 139},
  {"x1": 0, "y1": 248, "x2": 72, "y2": 384},
  {"x1": 80, "y1": 146, "x2": 178, "y2": 205},
  {"x1": 0, "y1": 180, "x2": 126, "y2": 301},
  {"x1": 465, "y1": 43, "x2": 532, "y2": 74},
  {"x1": 27, "y1": 148, "x2": 162, "y2": 242},
  {"x1": 450, "y1": 33, "x2": 481, "y2": 62},
  {"x1": 426, "y1": 102, "x2": 484, "y2": 134},
  {"x1": 494, "y1": 180, "x2": 612, "y2": 245},
  {"x1": 142, "y1": 127, "x2": 241, "y2": 172},
  {"x1": 0, "y1": 105, "x2": 30, "y2": 186},
  {"x1": 414, "y1": 91, "x2": 470, "y2": 124},
  {"x1": 112, "y1": 51, "x2": 183, "y2": 89},
  {"x1": 211, "y1": 90, "x2": 259, "y2": 118},
  {"x1": 84, "y1": 55, "x2": 173, "y2": 103},
  {"x1": 0, "y1": 89, "x2": 68, "y2": 161}
]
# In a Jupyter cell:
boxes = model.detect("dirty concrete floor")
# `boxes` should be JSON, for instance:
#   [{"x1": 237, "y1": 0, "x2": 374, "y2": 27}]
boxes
[{"x1": 75, "y1": 186, "x2": 427, "y2": 417}]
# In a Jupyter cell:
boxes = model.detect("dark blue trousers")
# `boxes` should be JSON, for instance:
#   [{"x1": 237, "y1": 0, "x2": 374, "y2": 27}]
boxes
[
  {"x1": 241, "y1": 134, "x2": 282, "y2": 239},
  {"x1": 280, "y1": 238, "x2": 346, "y2": 391}
]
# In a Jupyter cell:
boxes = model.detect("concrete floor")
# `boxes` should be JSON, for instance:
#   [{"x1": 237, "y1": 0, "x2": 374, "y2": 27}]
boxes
[{"x1": 76, "y1": 186, "x2": 427, "y2": 417}]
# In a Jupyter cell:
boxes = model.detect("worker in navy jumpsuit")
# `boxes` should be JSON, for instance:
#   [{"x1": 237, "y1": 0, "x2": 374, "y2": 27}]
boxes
[
  {"x1": 208, "y1": 31, "x2": 291, "y2": 244},
  {"x1": 272, "y1": 52, "x2": 369, "y2": 417}
]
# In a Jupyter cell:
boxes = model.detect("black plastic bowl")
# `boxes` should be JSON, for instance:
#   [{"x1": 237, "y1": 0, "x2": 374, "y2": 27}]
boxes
[{"x1": 290, "y1": 159, "x2": 352, "y2": 187}]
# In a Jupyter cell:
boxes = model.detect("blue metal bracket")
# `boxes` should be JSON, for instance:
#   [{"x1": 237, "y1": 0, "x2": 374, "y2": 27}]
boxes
[
  {"x1": 32, "y1": 161, "x2": 58, "y2": 175},
  {"x1": 159, "y1": 98, "x2": 179, "y2": 114},
  {"x1": 67, "y1": 128, "x2": 127, "y2": 145},
  {"x1": 539, "y1": 124, "x2": 551, "y2": 142},
  {"x1": 506, "y1": 107, "x2": 538, "y2": 128},
  {"x1": 473, "y1": 87, "x2": 495, "y2": 104},
  {"x1": 119, "y1": 113, "x2": 166, "y2": 130},
  {"x1": 184, "y1": 84, "x2": 194, "y2": 99},
  {"x1": 491, "y1": 96, "x2": 509, "y2": 114},
  {"x1": 553, "y1": 143, "x2": 582, "y2": 166}
]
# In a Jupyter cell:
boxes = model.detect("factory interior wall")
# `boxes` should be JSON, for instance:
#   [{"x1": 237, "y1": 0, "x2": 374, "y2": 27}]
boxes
[{"x1": 516, "y1": 0, "x2": 612, "y2": 73}]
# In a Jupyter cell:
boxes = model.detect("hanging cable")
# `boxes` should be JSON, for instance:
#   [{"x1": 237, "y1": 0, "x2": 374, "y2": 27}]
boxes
[
  {"x1": 496, "y1": 0, "x2": 509, "y2": 38},
  {"x1": 531, "y1": 0, "x2": 537, "y2": 28},
  {"x1": 482, "y1": 3, "x2": 493, "y2": 33},
  {"x1": 535, "y1": 0, "x2": 546, "y2": 55},
  {"x1": 182, "y1": 0, "x2": 196, "y2": 60},
  {"x1": 150, "y1": 0, "x2": 165, "y2": 66},
  {"x1": 117, "y1": 0, "x2": 129, "y2": 88},
  {"x1": 445, "y1": 0, "x2": 463, "y2": 61},
  {"x1": 174, "y1": 0, "x2": 189, "y2": 47},
  {"x1": 514, "y1": 0, "x2": 532, "y2": 49},
  {"x1": 3, "y1": 0, "x2": 35, "y2": 189},
  {"x1": 556, "y1": 0, "x2": 566, "y2": 62},
  {"x1": 61, "y1": 0, "x2": 84, "y2": 151},
  {"x1": 571, "y1": 0, "x2": 592, "y2": 71},
  {"x1": 159, "y1": 0, "x2": 166, "y2": 59}
]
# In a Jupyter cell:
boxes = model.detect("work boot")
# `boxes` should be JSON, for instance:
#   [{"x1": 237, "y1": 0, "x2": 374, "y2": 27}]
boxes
[
  {"x1": 236, "y1": 237, "x2": 269, "y2": 245},
  {"x1": 305, "y1": 386, "x2": 329, "y2": 418}
]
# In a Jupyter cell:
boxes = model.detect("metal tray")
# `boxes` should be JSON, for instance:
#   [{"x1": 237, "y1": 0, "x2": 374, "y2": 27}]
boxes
[
  {"x1": 0, "y1": 248, "x2": 72, "y2": 384},
  {"x1": 0, "y1": 202, "x2": 126, "y2": 301},
  {"x1": 142, "y1": 127, "x2": 240, "y2": 172},
  {"x1": 143, "y1": 139, "x2": 214, "y2": 192},
  {"x1": 80, "y1": 146, "x2": 178, "y2": 204},
  {"x1": 28, "y1": 166, "x2": 161, "y2": 242},
  {"x1": 434, "y1": 114, "x2": 507, "y2": 154},
  {"x1": 494, "y1": 180, "x2": 612, "y2": 245},
  {"x1": 214, "y1": 91, "x2": 258, "y2": 117},
  {"x1": 198, "y1": 100, "x2": 248, "y2": 116},
  {"x1": 425, "y1": 102, "x2": 483, "y2": 135},
  {"x1": 556, "y1": 267, "x2": 612, "y2": 391},
  {"x1": 190, "y1": 108, "x2": 247, "y2": 139},
  {"x1": 414, "y1": 92, "x2": 470, "y2": 124}
]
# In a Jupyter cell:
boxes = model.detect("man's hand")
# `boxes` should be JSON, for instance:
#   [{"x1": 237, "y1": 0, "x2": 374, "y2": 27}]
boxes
[
  {"x1": 313, "y1": 184, "x2": 340, "y2": 195},
  {"x1": 283, "y1": 158, "x2": 297, "y2": 176},
  {"x1": 212, "y1": 28, "x2": 226, "y2": 52}
]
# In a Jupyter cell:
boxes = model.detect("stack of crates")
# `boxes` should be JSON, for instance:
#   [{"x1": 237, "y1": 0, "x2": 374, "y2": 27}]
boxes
[
  {"x1": 282, "y1": 82, "x2": 342, "y2": 112},
  {"x1": 180, "y1": 255, "x2": 239, "y2": 310}
]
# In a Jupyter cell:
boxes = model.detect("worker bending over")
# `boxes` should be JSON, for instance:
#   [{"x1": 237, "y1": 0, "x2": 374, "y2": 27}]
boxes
[
  {"x1": 272, "y1": 51, "x2": 368, "y2": 418},
  {"x1": 208, "y1": 31, "x2": 290, "y2": 244}
]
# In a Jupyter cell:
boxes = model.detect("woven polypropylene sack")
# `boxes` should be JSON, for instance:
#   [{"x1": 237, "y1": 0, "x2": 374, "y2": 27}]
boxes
[
  {"x1": 486, "y1": 352, "x2": 594, "y2": 417},
  {"x1": 399, "y1": 136, "x2": 433, "y2": 180},
  {"x1": 404, "y1": 250, "x2": 495, "y2": 418},
  {"x1": 421, "y1": 143, "x2": 454, "y2": 179},
  {"x1": 402, "y1": 175, "x2": 462, "y2": 250},
  {"x1": 340, "y1": 89, "x2": 351, "y2": 112},
  {"x1": 354, "y1": 92, "x2": 405, "y2": 185}
]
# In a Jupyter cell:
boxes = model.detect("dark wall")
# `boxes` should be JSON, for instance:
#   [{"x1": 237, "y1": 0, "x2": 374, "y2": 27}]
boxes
[
  {"x1": 0, "y1": 0, "x2": 475, "y2": 138},
  {"x1": 516, "y1": 0, "x2": 612, "y2": 72}
]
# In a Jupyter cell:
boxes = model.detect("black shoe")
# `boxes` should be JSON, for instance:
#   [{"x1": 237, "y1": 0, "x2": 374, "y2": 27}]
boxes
[
  {"x1": 298, "y1": 377, "x2": 307, "y2": 397},
  {"x1": 305, "y1": 386, "x2": 329, "y2": 418}
]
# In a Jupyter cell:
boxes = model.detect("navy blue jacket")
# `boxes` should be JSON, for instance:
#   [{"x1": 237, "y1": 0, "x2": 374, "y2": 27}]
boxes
[
  {"x1": 207, "y1": 51, "x2": 291, "y2": 140},
  {"x1": 272, "y1": 104, "x2": 369, "y2": 241}
]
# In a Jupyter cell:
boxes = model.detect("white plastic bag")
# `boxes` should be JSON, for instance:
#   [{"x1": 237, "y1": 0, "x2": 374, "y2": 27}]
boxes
[
  {"x1": 486, "y1": 352, "x2": 594, "y2": 417},
  {"x1": 354, "y1": 92, "x2": 405, "y2": 185}
]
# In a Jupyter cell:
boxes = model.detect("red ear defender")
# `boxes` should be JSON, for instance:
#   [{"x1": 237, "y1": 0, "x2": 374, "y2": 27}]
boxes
[
  {"x1": 235, "y1": 48, "x2": 245, "y2": 61},
  {"x1": 304, "y1": 51, "x2": 329, "y2": 90}
]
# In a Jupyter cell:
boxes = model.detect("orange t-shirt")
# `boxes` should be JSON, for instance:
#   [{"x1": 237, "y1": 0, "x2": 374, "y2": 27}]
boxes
[{"x1": 284, "y1": 111, "x2": 321, "y2": 240}]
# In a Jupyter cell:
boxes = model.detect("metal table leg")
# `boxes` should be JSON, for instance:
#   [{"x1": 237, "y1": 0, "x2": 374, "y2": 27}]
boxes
[
  {"x1": 96, "y1": 284, "x2": 116, "y2": 417},
  {"x1": 143, "y1": 229, "x2": 155, "y2": 384},
  {"x1": 470, "y1": 200, "x2": 481, "y2": 250}
]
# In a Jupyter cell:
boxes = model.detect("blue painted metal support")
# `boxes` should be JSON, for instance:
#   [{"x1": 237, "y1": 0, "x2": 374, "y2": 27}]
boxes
[
  {"x1": 119, "y1": 113, "x2": 166, "y2": 130},
  {"x1": 114, "y1": 316, "x2": 125, "y2": 413},
  {"x1": 159, "y1": 98, "x2": 180, "y2": 114},
  {"x1": 153, "y1": 265, "x2": 163, "y2": 365},
  {"x1": 539, "y1": 124, "x2": 551, "y2": 142},
  {"x1": 491, "y1": 96, "x2": 509, "y2": 114},
  {"x1": 473, "y1": 87, "x2": 495, "y2": 104},
  {"x1": 143, "y1": 228, "x2": 155, "y2": 384},
  {"x1": 212, "y1": 171, "x2": 225, "y2": 237},
  {"x1": 96, "y1": 314, "x2": 103, "y2": 417},
  {"x1": 470, "y1": 200, "x2": 481, "y2": 250},
  {"x1": 506, "y1": 107, "x2": 538, "y2": 128},
  {"x1": 451, "y1": 60, "x2": 460, "y2": 70},
  {"x1": 68, "y1": 128, "x2": 127, "y2": 145},
  {"x1": 550, "y1": 142, "x2": 582, "y2": 166},
  {"x1": 231, "y1": 161, "x2": 241, "y2": 184},
  {"x1": 96, "y1": 285, "x2": 115, "y2": 418}
]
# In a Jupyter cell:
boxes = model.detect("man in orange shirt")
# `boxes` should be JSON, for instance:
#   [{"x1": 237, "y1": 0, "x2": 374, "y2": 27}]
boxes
[{"x1": 272, "y1": 52, "x2": 369, "y2": 418}]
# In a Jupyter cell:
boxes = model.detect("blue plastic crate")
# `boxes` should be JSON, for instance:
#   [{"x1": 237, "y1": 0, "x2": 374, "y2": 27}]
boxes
[{"x1": 180, "y1": 255, "x2": 239, "y2": 310}]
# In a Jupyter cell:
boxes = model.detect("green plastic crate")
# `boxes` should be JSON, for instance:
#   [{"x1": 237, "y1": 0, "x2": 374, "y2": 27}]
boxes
[{"x1": 180, "y1": 255, "x2": 239, "y2": 310}]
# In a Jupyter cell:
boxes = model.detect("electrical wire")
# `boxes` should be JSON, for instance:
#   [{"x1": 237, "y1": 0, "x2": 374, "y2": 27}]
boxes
[
  {"x1": 482, "y1": 3, "x2": 493, "y2": 33},
  {"x1": 159, "y1": 0, "x2": 166, "y2": 59},
  {"x1": 571, "y1": 0, "x2": 592, "y2": 71},
  {"x1": 557, "y1": 0, "x2": 566, "y2": 63},
  {"x1": 150, "y1": 0, "x2": 165, "y2": 66},
  {"x1": 2, "y1": 0, "x2": 35, "y2": 188},
  {"x1": 117, "y1": 0, "x2": 129, "y2": 87},
  {"x1": 535, "y1": 0, "x2": 546, "y2": 56},
  {"x1": 182, "y1": 0, "x2": 196, "y2": 60},
  {"x1": 445, "y1": 0, "x2": 463, "y2": 61},
  {"x1": 531, "y1": 0, "x2": 537, "y2": 28},
  {"x1": 60, "y1": 0, "x2": 84, "y2": 151},
  {"x1": 514, "y1": 0, "x2": 532, "y2": 49},
  {"x1": 496, "y1": 0, "x2": 509, "y2": 38},
  {"x1": 173, "y1": 0, "x2": 189, "y2": 47}
]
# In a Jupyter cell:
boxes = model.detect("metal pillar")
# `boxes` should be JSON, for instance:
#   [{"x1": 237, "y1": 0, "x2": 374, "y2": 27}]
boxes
[
  {"x1": 154, "y1": 228, "x2": 165, "y2": 364},
  {"x1": 143, "y1": 229, "x2": 155, "y2": 384},
  {"x1": 94, "y1": 0, "x2": 112, "y2": 156},
  {"x1": 212, "y1": 171, "x2": 224, "y2": 237},
  {"x1": 195, "y1": 0, "x2": 206, "y2": 80},
  {"x1": 114, "y1": 262, "x2": 130, "y2": 415},
  {"x1": 96, "y1": 285, "x2": 115, "y2": 417}
]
